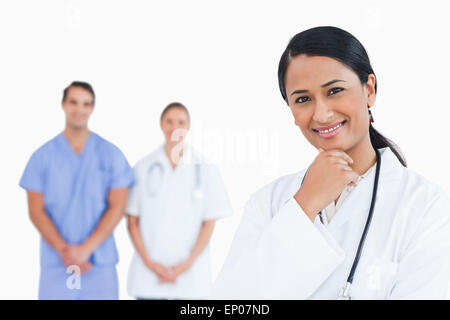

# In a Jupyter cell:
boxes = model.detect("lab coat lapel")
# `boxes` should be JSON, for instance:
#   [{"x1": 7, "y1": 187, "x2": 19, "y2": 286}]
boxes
[
  {"x1": 327, "y1": 169, "x2": 375, "y2": 232},
  {"x1": 158, "y1": 143, "x2": 194, "y2": 175},
  {"x1": 158, "y1": 144, "x2": 182, "y2": 173}
]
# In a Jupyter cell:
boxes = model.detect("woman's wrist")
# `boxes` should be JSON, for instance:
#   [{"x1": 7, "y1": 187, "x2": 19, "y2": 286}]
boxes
[
  {"x1": 185, "y1": 257, "x2": 194, "y2": 268},
  {"x1": 294, "y1": 188, "x2": 320, "y2": 222},
  {"x1": 144, "y1": 258, "x2": 155, "y2": 270}
]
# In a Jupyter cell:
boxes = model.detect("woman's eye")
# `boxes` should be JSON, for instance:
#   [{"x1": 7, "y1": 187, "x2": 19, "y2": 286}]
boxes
[
  {"x1": 295, "y1": 96, "x2": 311, "y2": 104},
  {"x1": 328, "y1": 87, "x2": 344, "y2": 96}
]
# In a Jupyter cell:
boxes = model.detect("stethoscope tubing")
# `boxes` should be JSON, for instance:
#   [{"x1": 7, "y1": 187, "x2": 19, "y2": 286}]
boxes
[
  {"x1": 346, "y1": 147, "x2": 381, "y2": 284},
  {"x1": 146, "y1": 162, "x2": 201, "y2": 197},
  {"x1": 301, "y1": 148, "x2": 381, "y2": 298}
]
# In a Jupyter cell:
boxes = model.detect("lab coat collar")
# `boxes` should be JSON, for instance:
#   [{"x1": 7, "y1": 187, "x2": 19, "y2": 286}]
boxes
[
  {"x1": 155, "y1": 143, "x2": 197, "y2": 171},
  {"x1": 282, "y1": 147, "x2": 404, "y2": 231}
]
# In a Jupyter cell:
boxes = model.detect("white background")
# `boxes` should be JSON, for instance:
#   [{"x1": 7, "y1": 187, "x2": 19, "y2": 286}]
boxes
[{"x1": 1, "y1": 0, "x2": 449, "y2": 299}]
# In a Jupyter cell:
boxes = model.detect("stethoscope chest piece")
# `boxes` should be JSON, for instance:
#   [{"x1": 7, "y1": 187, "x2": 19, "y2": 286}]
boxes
[{"x1": 337, "y1": 282, "x2": 352, "y2": 300}]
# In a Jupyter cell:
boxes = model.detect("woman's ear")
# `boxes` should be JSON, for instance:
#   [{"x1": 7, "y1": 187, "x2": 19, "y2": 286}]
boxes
[{"x1": 366, "y1": 74, "x2": 376, "y2": 107}]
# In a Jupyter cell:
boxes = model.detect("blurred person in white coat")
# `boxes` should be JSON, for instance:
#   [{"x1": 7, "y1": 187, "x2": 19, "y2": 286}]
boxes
[
  {"x1": 126, "y1": 102, "x2": 233, "y2": 299},
  {"x1": 212, "y1": 26, "x2": 450, "y2": 300}
]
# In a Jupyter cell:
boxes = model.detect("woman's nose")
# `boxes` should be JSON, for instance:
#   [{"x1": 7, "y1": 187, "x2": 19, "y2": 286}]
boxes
[{"x1": 312, "y1": 100, "x2": 334, "y2": 124}]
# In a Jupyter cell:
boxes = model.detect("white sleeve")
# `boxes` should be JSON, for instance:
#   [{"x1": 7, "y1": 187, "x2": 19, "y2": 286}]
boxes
[
  {"x1": 125, "y1": 166, "x2": 141, "y2": 216},
  {"x1": 388, "y1": 191, "x2": 450, "y2": 300},
  {"x1": 202, "y1": 164, "x2": 233, "y2": 221},
  {"x1": 211, "y1": 196, "x2": 345, "y2": 299}
]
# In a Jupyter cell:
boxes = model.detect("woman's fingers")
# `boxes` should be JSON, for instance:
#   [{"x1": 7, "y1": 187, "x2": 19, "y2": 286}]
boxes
[
  {"x1": 338, "y1": 164, "x2": 353, "y2": 171},
  {"x1": 321, "y1": 149, "x2": 354, "y2": 164},
  {"x1": 346, "y1": 171, "x2": 360, "y2": 184},
  {"x1": 332, "y1": 157, "x2": 351, "y2": 166}
]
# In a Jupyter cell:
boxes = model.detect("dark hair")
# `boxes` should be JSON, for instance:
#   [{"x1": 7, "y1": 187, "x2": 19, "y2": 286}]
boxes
[
  {"x1": 278, "y1": 26, "x2": 406, "y2": 167},
  {"x1": 62, "y1": 81, "x2": 96, "y2": 105},
  {"x1": 160, "y1": 102, "x2": 190, "y2": 122}
]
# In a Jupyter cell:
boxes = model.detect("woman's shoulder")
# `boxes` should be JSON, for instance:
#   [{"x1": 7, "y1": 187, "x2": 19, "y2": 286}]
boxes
[
  {"x1": 399, "y1": 166, "x2": 450, "y2": 213},
  {"x1": 384, "y1": 147, "x2": 448, "y2": 201},
  {"x1": 132, "y1": 147, "x2": 164, "y2": 171},
  {"x1": 379, "y1": 148, "x2": 450, "y2": 224},
  {"x1": 374, "y1": 147, "x2": 448, "y2": 203}
]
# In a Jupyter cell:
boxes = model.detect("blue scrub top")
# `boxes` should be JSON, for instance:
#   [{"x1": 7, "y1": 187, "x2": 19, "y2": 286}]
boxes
[{"x1": 19, "y1": 132, "x2": 134, "y2": 267}]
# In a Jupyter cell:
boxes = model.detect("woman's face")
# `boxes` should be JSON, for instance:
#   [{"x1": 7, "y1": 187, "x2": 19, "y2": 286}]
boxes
[
  {"x1": 284, "y1": 54, "x2": 376, "y2": 152},
  {"x1": 160, "y1": 107, "x2": 190, "y2": 145}
]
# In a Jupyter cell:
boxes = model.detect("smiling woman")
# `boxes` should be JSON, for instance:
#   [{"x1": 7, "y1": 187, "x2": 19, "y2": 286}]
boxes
[
  {"x1": 211, "y1": 26, "x2": 450, "y2": 300},
  {"x1": 278, "y1": 27, "x2": 406, "y2": 168}
]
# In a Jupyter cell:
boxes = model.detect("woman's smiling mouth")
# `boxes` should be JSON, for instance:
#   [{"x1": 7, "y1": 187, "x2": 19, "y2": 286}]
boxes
[{"x1": 312, "y1": 120, "x2": 347, "y2": 139}]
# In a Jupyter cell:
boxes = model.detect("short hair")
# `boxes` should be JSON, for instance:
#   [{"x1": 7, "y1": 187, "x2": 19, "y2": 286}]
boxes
[
  {"x1": 160, "y1": 102, "x2": 190, "y2": 122},
  {"x1": 62, "y1": 81, "x2": 96, "y2": 104}
]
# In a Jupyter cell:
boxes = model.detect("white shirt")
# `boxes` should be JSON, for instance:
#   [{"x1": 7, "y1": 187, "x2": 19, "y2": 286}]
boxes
[
  {"x1": 212, "y1": 147, "x2": 450, "y2": 299},
  {"x1": 126, "y1": 144, "x2": 233, "y2": 299}
]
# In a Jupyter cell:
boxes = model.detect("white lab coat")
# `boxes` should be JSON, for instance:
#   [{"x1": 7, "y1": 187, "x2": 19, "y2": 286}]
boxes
[
  {"x1": 126, "y1": 144, "x2": 233, "y2": 299},
  {"x1": 212, "y1": 147, "x2": 450, "y2": 299}
]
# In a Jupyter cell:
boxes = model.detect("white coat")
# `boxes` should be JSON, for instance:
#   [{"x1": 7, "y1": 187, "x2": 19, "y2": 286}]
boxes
[
  {"x1": 126, "y1": 144, "x2": 233, "y2": 299},
  {"x1": 211, "y1": 147, "x2": 450, "y2": 299}
]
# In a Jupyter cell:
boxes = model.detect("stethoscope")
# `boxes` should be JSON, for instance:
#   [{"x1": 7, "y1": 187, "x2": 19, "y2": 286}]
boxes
[
  {"x1": 146, "y1": 161, "x2": 203, "y2": 202},
  {"x1": 301, "y1": 148, "x2": 381, "y2": 300}
]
